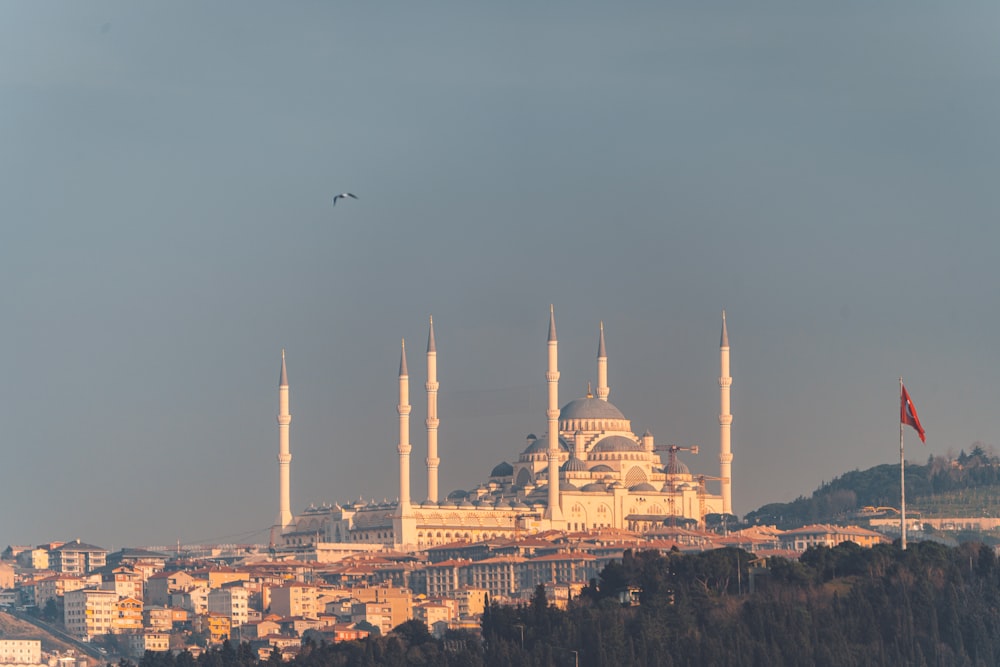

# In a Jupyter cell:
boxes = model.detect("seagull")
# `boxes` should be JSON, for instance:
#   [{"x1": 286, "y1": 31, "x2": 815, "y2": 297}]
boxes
[{"x1": 333, "y1": 193, "x2": 359, "y2": 206}]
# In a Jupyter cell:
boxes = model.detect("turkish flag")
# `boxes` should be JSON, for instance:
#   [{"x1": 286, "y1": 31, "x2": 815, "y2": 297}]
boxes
[{"x1": 901, "y1": 384, "x2": 926, "y2": 443}]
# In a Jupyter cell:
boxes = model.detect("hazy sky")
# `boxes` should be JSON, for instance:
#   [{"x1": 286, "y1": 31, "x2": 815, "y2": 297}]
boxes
[{"x1": 3, "y1": 2, "x2": 998, "y2": 549}]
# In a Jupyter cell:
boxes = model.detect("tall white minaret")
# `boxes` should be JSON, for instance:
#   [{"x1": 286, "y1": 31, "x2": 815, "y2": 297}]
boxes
[
  {"x1": 544, "y1": 305, "x2": 564, "y2": 522},
  {"x1": 397, "y1": 340, "x2": 412, "y2": 512},
  {"x1": 425, "y1": 317, "x2": 440, "y2": 504},
  {"x1": 597, "y1": 321, "x2": 609, "y2": 401},
  {"x1": 276, "y1": 350, "x2": 293, "y2": 531},
  {"x1": 719, "y1": 311, "x2": 734, "y2": 515}
]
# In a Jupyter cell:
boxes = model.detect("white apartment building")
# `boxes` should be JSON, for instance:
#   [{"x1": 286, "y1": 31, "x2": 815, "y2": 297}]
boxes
[
  {"x1": 64, "y1": 588, "x2": 118, "y2": 640},
  {"x1": 49, "y1": 541, "x2": 107, "y2": 575},
  {"x1": 0, "y1": 640, "x2": 41, "y2": 665}
]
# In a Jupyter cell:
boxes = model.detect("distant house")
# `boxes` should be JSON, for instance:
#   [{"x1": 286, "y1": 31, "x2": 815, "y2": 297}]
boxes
[{"x1": 779, "y1": 524, "x2": 887, "y2": 552}]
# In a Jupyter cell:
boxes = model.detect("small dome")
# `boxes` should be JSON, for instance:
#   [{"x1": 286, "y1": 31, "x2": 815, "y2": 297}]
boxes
[
  {"x1": 665, "y1": 459, "x2": 690, "y2": 475},
  {"x1": 592, "y1": 436, "x2": 643, "y2": 453},
  {"x1": 561, "y1": 456, "x2": 587, "y2": 472},
  {"x1": 447, "y1": 489, "x2": 468, "y2": 501},
  {"x1": 560, "y1": 480, "x2": 579, "y2": 491},
  {"x1": 590, "y1": 464, "x2": 614, "y2": 473},
  {"x1": 580, "y1": 482, "x2": 607, "y2": 493},
  {"x1": 490, "y1": 461, "x2": 514, "y2": 477},
  {"x1": 560, "y1": 397, "x2": 626, "y2": 421},
  {"x1": 459, "y1": 499, "x2": 475, "y2": 508},
  {"x1": 629, "y1": 482, "x2": 657, "y2": 492},
  {"x1": 523, "y1": 436, "x2": 570, "y2": 455}
]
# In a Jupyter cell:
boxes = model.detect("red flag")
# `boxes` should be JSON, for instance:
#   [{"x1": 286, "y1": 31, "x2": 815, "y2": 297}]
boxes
[{"x1": 901, "y1": 383, "x2": 926, "y2": 443}]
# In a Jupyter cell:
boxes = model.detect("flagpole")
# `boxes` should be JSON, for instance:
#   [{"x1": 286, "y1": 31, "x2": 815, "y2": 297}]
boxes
[{"x1": 900, "y1": 376, "x2": 906, "y2": 551}]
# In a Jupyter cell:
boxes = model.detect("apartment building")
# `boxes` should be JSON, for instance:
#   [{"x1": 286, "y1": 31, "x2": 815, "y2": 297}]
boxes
[
  {"x1": 49, "y1": 541, "x2": 107, "y2": 575},
  {"x1": 64, "y1": 588, "x2": 118, "y2": 640},
  {"x1": 207, "y1": 585, "x2": 249, "y2": 628},
  {"x1": 0, "y1": 640, "x2": 41, "y2": 665},
  {"x1": 268, "y1": 583, "x2": 318, "y2": 619}
]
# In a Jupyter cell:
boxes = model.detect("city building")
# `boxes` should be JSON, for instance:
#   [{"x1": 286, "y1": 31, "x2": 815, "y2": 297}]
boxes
[
  {"x1": 113, "y1": 597, "x2": 144, "y2": 634},
  {"x1": 0, "y1": 640, "x2": 41, "y2": 665},
  {"x1": 64, "y1": 587, "x2": 118, "y2": 640},
  {"x1": 49, "y1": 541, "x2": 107, "y2": 575},
  {"x1": 207, "y1": 585, "x2": 249, "y2": 628},
  {"x1": 267, "y1": 583, "x2": 318, "y2": 619},
  {"x1": 779, "y1": 524, "x2": 888, "y2": 552}
]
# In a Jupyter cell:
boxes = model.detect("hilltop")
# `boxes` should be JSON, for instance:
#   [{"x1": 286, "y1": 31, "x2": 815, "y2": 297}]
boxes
[{"x1": 746, "y1": 445, "x2": 1000, "y2": 538}]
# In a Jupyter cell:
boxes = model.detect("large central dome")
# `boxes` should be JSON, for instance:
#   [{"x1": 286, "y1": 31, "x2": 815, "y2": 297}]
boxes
[
  {"x1": 559, "y1": 396, "x2": 631, "y2": 433},
  {"x1": 559, "y1": 397, "x2": 626, "y2": 421}
]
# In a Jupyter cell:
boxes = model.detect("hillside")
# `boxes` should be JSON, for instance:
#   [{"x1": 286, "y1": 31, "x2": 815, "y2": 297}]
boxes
[
  {"x1": 0, "y1": 611, "x2": 79, "y2": 654},
  {"x1": 746, "y1": 445, "x2": 1000, "y2": 534}
]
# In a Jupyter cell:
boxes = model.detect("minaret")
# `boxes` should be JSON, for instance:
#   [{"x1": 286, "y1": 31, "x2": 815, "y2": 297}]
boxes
[
  {"x1": 719, "y1": 311, "x2": 734, "y2": 515},
  {"x1": 397, "y1": 340, "x2": 412, "y2": 512},
  {"x1": 544, "y1": 305, "x2": 564, "y2": 522},
  {"x1": 393, "y1": 339, "x2": 417, "y2": 547},
  {"x1": 425, "y1": 317, "x2": 440, "y2": 504},
  {"x1": 276, "y1": 350, "x2": 293, "y2": 531},
  {"x1": 597, "y1": 321, "x2": 609, "y2": 401}
]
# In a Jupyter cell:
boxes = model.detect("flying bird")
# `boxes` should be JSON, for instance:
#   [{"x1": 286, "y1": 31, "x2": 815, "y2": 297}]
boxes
[{"x1": 333, "y1": 193, "x2": 359, "y2": 206}]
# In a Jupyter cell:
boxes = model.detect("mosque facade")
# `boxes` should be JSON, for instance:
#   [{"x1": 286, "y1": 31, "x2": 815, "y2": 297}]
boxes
[{"x1": 272, "y1": 308, "x2": 734, "y2": 551}]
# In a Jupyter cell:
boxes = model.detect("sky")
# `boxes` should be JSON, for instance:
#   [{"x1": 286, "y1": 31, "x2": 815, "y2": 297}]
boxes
[{"x1": 2, "y1": 1, "x2": 999, "y2": 550}]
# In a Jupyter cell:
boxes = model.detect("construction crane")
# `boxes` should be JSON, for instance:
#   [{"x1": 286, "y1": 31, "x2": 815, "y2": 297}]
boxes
[{"x1": 654, "y1": 444, "x2": 699, "y2": 472}]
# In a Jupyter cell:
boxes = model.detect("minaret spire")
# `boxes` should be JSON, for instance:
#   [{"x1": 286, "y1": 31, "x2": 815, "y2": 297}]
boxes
[
  {"x1": 425, "y1": 316, "x2": 440, "y2": 504},
  {"x1": 718, "y1": 310, "x2": 734, "y2": 515},
  {"x1": 597, "y1": 321, "x2": 609, "y2": 401},
  {"x1": 275, "y1": 349, "x2": 293, "y2": 534},
  {"x1": 544, "y1": 305, "x2": 564, "y2": 523}
]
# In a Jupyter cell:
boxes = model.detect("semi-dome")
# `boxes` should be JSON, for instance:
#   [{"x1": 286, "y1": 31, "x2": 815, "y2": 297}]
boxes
[
  {"x1": 560, "y1": 397, "x2": 626, "y2": 421},
  {"x1": 592, "y1": 435, "x2": 643, "y2": 453},
  {"x1": 561, "y1": 456, "x2": 587, "y2": 472},
  {"x1": 523, "y1": 438, "x2": 549, "y2": 454},
  {"x1": 490, "y1": 461, "x2": 514, "y2": 477},
  {"x1": 590, "y1": 464, "x2": 614, "y2": 473},
  {"x1": 629, "y1": 482, "x2": 658, "y2": 492},
  {"x1": 580, "y1": 482, "x2": 607, "y2": 493},
  {"x1": 523, "y1": 436, "x2": 570, "y2": 455}
]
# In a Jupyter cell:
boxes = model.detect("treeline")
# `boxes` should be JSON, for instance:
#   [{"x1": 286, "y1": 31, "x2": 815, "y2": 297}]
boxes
[
  {"x1": 746, "y1": 445, "x2": 1000, "y2": 528},
  {"x1": 129, "y1": 540, "x2": 1000, "y2": 666}
]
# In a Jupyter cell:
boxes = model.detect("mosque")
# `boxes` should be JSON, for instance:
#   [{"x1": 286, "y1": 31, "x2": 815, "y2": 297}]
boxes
[{"x1": 271, "y1": 308, "x2": 734, "y2": 551}]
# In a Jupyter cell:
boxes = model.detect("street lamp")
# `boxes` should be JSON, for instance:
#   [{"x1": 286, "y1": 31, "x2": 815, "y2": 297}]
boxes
[{"x1": 513, "y1": 623, "x2": 525, "y2": 650}]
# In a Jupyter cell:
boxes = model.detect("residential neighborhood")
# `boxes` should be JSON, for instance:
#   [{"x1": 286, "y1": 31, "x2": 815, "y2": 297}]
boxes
[{"x1": 0, "y1": 522, "x2": 889, "y2": 665}]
